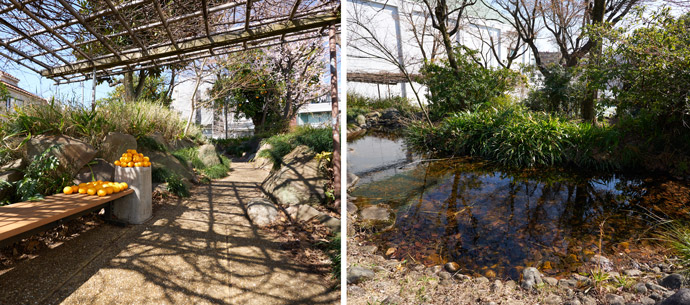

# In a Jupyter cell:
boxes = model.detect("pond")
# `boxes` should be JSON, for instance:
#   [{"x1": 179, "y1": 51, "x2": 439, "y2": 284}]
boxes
[{"x1": 349, "y1": 133, "x2": 690, "y2": 279}]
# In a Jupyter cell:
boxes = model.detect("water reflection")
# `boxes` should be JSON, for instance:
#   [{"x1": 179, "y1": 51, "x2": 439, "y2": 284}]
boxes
[{"x1": 350, "y1": 135, "x2": 690, "y2": 278}]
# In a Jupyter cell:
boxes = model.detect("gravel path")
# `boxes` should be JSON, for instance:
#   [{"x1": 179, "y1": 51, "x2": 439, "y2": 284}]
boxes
[{"x1": 0, "y1": 162, "x2": 339, "y2": 305}]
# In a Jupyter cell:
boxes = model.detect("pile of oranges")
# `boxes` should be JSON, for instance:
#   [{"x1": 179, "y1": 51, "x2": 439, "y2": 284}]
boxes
[
  {"x1": 114, "y1": 149, "x2": 151, "y2": 168},
  {"x1": 62, "y1": 181, "x2": 129, "y2": 197}
]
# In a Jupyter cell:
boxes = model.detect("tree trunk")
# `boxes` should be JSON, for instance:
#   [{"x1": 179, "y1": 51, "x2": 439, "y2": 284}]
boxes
[
  {"x1": 123, "y1": 71, "x2": 135, "y2": 102},
  {"x1": 581, "y1": 0, "x2": 606, "y2": 124},
  {"x1": 329, "y1": 24, "x2": 341, "y2": 213},
  {"x1": 184, "y1": 75, "x2": 204, "y2": 136}
]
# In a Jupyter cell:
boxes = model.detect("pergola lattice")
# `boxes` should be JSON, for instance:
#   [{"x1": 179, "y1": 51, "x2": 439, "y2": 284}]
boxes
[{"x1": 0, "y1": 0, "x2": 340, "y2": 84}]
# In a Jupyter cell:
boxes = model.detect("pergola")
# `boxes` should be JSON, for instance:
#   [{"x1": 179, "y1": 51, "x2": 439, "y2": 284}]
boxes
[
  {"x1": 0, "y1": 0, "x2": 340, "y2": 84},
  {"x1": 0, "y1": 0, "x2": 342, "y2": 210}
]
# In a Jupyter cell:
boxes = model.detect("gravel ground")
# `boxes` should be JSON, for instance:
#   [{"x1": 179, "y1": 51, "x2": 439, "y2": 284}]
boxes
[{"x1": 0, "y1": 162, "x2": 339, "y2": 305}]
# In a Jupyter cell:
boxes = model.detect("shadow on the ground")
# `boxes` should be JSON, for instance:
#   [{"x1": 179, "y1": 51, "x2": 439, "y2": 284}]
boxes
[{"x1": 0, "y1": 176, "x2": 338, "y2": 305}]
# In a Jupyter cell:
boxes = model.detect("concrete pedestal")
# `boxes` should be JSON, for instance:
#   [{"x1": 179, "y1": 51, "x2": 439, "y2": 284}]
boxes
[{"x1": 113, "y1": 166, "x2": 152, "y2": 224}]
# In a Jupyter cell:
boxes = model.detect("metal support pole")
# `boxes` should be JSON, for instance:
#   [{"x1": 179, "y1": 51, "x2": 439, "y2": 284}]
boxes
[
  {"x1": 328, "y1": 23, "x2": 340, "y2": 213},
  {"x1": 92, "y1": 69, "x2": 96, "y2": 111}
]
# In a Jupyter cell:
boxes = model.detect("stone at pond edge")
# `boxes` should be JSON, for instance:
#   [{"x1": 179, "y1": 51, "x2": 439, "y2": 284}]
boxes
[
  {"x1": 356, "y1": 114, "x2": 366, "y2": 127},
  {"x1": 347, "y1": 266, "x2": 375, "y2": 284},
  {"x1": 262, "y1": 145, "x2": 328, "y2": 206},
  {"x1": 197, "y1": 144, "x2": 221, "y2": 167},
  {"x1": 543, "y1": 277, "x2": 558, "y2": 286},
  {"x1": 605, "y1": 294, "x2": 625, "y2": 305},
  {"x1": 347, "y1": 173, "x2": 360, "y2": 190},
  {"x1": 591, "y1": 254, "x2": 613, "y2": 272},
  {"x1": 360, "y1": 205, "x2": 393, "y2": 222},
  {"x1": 635, "y1": 282, "x2": 649, "y2": 294},
  {"x1": 445, "y1": 262, "x2": 460, "y2": 273},
  {"x1": 661, "y1": 274, "x2": 685, "y2": 290},
  {"x1": 641, "y1": 297, "x2": 656, "y2": 305},
  {"x1": 26, "y1": 135, "x2": 96, "y2": 176},
  {"x1": 246, "y1": 198, "x2": 279, "y2": 226},
  {"x1": 98, "y1": 132, "x2": 136, "y2": 163},
  {"x1": 661, "y1": 288, "x2": 690, "y2": 305},
  {"x1": 521, "y1": 267, "x2": 543, "y2": 290},
  {"x1": 544, "y1": 295, "x2": 562, "y2": 305}
]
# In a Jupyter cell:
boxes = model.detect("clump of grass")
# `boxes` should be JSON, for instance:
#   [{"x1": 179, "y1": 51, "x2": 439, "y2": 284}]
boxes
[
  {"x1": 0, "y1": 98, "x2": 201, "y2": 166},
  {"x1": 258, "y1": 126, "x2": 333, "y2": 168},
  {"x1": 152, "y1": 167, "x2": 172, "y2": 183},
  {"x1": 202, "y1": 155, "x2": 231, "y2": 179},
  {"x1": 657, "y1": 221, "x2": 690, "y2": 267},
  {"x1": 137, "y1": 135, "x2": 168, "y2": 152},
  {"x1": 406, "y1": 105, "x2": 622, "y2": 170}
]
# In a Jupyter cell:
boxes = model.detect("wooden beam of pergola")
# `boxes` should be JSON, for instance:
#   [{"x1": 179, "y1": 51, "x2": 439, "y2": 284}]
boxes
[{"x1": 41, "y1": 12, "x2": 340, "y2": 78}]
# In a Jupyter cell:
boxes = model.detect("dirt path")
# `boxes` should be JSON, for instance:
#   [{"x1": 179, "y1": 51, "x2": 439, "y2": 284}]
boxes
[{"x1": 0, "y1": 162, "x2": 339, "y2": 305}]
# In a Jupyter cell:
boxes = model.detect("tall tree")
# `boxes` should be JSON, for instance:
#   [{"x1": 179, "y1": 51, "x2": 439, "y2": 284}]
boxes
[
  {"x1": 420, "y1": 0, "x2": 478, "y2": 75},
  {"x1": 486, "y1": 0, "x2": 643, "y2": 122}
]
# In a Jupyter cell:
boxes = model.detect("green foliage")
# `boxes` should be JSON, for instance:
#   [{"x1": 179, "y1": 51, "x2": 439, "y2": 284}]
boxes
[
  {"x1": 202, "y1": 155, "x2": 232, "y2": 179},
  {"x1": 104, "y1": 74, "x2": 173, "y2": 106},
  {"x1": 346, "y1": 92, "x2": 419, "y2": 117},
  {"x1": 0, "y1": 145, "x2": 71, "y2": 204},
  {"x1": 258, "y1": 126, "x2": 333, "y2": 168},
  {"x1": 420, "y1": 48, "x2": 522, "y2": 120},
  {"x1": 0, "y1": 82, "x2": 9, "y2": 102},
  {"x1": 524, "y1": 64, "x2": 584, "y2": 118},
  {"x1": 165, "y1": 174, "x2": 190, "y2": 198},
  {"x1": 137, "y1": 136, "x2": 168, "y2": 152},
  {"x1": 592, "y1": 8, "x2": 690, "y2": 122},
  {"x1": 211, "y1": 137, "x2": 255, "y2": 157},
  {"x1": 172, "y1": 147, "x2": 231, "y2": 180},
  {"x1": 151, "y1": 167, "x2": 172, "y2": 184},
  {"x1": 407, "y1": 106, "x2": 623, "y2": 169}
]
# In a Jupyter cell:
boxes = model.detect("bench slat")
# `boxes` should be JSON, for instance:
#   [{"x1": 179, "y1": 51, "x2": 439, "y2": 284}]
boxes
[{"x1": 0, "y1": 189, "x2": 134, "y2": 241}]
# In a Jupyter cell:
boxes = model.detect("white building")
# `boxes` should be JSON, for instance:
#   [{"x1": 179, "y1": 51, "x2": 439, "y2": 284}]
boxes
[
  {"x1": 171, "y1": 74, "x2": 333, "y2": 138},
  {"x1": 171, "y1": 74, "x2": 255, "y2": 139},
  {"x1": 0, "y1": 71, "x2": 45, "y2": 112},
  {"x1": 346, "y1": 0, "x2": 534, "y2": 102}
]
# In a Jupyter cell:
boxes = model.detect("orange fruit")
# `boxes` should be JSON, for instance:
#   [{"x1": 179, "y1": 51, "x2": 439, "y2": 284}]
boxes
[
  {"x1": 145, "y1": 161, "x2": 151, "y2": 167},
  {"x1": 78, "y1": 187, "x2": 86, "y2": 194},
  {"x1": 114, "y1": 160, "x2": 121, "y2": 166},
  {"x1": 97, "y1": 189, "x2": 107, "y2": 197},
  {"x1": 143, "y1": 157, "x2": 149, "y2": 162},
  {"x1": 86, "y1": 188, "x2": 96, "y2": 196},
  {"x1": 63, "y1": 186, "x2": 73, "y2": 194},
  {"x1": 112, "y1": 185, "x2": 121, "y2": 193},
  {"x1": 105, "y1": 187, "x2": 113, "y2": 195},
  {"x1": 121, "y1": 182, "x2": 128, "y2": 190},
  {"x1": 71, "y1": 185, "x2": 79, "y2": 192},
  {"x1": 132, "y1": 156, "x2": 140, "y2": 162},
  {"x1": 127, "y1": 162, "x2": 134, "y2": 167}
]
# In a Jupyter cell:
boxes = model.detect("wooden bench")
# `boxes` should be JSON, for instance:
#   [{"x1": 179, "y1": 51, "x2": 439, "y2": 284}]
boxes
[{"x1": 0, "y1": 189, "x2": 134, "y2": 247}]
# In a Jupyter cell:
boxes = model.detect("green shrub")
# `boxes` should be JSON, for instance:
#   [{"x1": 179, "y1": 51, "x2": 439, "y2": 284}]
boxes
[
  {"x1": 0, "y1": 145, "x2": 71, "y2": 204},
  {"x1": 346, "y1": 92, "x2": 419, "y2": 117},
  {"x1": 152, "y1": 167, "x2": 172, "y2": 183},
  {"x1": 258, "y1": 126, "x2": 333, "y2": 168},
  {"x1": 165, "y1": 174, "x2": 190, "y2": 197},
  {"x1": 419, "y1": 48, "x2": 522, "y2": 120},
  {"x1": 172, "y1": 147, "x2": 231, "y2": 180},
  {"x1": 523, "y1": 64, "x2": 583, "y2": 118}
]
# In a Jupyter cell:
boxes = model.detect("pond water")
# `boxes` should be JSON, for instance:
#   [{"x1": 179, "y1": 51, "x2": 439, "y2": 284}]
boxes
[{"x1": 349, "y1": 133, "x2": 690, "y2": 279}]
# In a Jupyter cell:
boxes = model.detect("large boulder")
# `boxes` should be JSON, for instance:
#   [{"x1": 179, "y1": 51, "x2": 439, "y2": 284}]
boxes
[
  {"x1": 73, "y1": 158, "x2": 115, "y2": 184},
  {"x1": 661, "y1": 289, "x2": 690, "y2": 305},
  {"x1": 25, "y1": 135, "x2": 96, "y2": 175},
  {"x1": 253, "y1": 143, "x2": 273, "y2": 170},
  {"x1": 170, "y1": 138, "x2": 196, "y2": 151},
  {"x1": 246, "y1": 198, "x2": 279, "y2": 226},
  {"x1": 98, "y1": 132, "x2": 137, "y2": 163},
  {"x1": 262, "y1": 145, "x2": 328, "y2": 206},
  {"x1": 198, "y1": 144, "x2": 221, "y2": 167},
  {"x1": 148, "y1": 132, "x2": 171, "y2": 151},
  {"x1": 285, "y1": 204, "x2": 340, "y2": 233},
  {"x1": 147, "y1": 150, "x2": 197, "y2": 184},
  {"x1": 0, "y1": 159, "x2": 26, "y2": 201}
]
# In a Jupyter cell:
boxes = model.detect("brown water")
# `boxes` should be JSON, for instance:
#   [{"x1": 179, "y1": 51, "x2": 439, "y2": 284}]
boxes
[{"x1": 349, "y1": 134, "x2": 690, "y2": 279}]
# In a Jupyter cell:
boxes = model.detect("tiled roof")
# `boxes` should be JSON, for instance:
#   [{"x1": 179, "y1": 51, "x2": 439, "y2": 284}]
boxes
[{"x1": 0, "y1": 80, "x2": 45, "y2": 102}]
